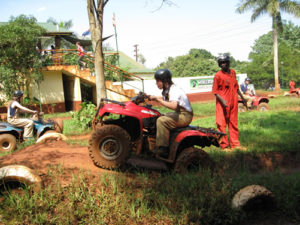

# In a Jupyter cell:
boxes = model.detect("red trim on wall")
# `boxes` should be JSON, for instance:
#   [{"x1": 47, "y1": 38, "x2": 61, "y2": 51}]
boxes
[{"x1": 187, "y1": 92, "x2": 215, "y2": 102}]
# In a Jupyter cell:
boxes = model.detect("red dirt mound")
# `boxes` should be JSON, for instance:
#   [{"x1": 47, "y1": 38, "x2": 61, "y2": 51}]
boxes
[{"x1": 0, "y1": 140, "x2": 103, "y2": 175}]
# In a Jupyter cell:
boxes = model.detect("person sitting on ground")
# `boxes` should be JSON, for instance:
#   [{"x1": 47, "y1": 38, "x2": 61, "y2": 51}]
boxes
[
  {"x1": 149, "y1": 69, "x2": 193, "y2": 157},
  {"x1": 240, "y1": 78, "x2": 255, "y2": 108},
  {"x1": 76, "y1": 42, "x2": 86, "y2": 70},
  {"x1": 7, "y1": 90, "x2": 38, "y2": 141}
]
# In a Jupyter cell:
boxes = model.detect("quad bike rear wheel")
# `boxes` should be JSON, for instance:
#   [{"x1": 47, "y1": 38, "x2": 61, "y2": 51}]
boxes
[
  {"x1": 0, "y1": 134, "x2": 17, "y2": 152},
  {"x1": 238, "y1": 103, "x2": 247, "y2": 112},
  {"x1": 257, "y1": 103, "x2": 269, "y2": 111},
  {"x1": 89, "y1": 125, "x2": 131, "y2": 169},
  {"x1": 174, "y1": 147, "x2": 214, "y2": 173}
]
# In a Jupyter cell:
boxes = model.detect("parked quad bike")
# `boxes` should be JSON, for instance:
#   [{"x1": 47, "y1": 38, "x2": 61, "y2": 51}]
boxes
[
  {"x1": 0, "y1": 113, "x2": 63, "y2": 152},
  {"x1": 88, "y1": 92, "x2": 225, "y2": 173},
  {"x1": 238, "y1": 95, "x2": 270, "y2": 112},
  {"x1": 289, "y1": 88, "x2": 300, "y2": 97}
]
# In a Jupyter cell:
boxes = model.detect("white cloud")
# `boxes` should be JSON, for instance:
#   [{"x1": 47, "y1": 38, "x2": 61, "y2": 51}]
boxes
[{"x1": 37, "y1": 7, "x2": 46, "y2": 12}]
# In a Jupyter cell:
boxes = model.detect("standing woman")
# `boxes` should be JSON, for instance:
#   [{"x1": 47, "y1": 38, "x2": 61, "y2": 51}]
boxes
[{"x1": 149, "y1": 69, "x2": 193, "y2": 157}]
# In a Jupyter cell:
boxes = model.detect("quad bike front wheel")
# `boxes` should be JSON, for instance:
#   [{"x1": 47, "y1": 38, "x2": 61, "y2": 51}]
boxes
[
  {"x1": 88, "y1": 125, "x2": 131, "y2": 169},
  {"x1": 174, "y1": 147, "x2": 215, "y2": 173},
  {"x1": 50, "y1": 118, "x2": 64, "y2": 133},
  {"x1": 257, "y1": 103, "x2": 269, "y2": 112},
  {"x1": 0, "y1": 134, "x2": 17, "y2": 153}
]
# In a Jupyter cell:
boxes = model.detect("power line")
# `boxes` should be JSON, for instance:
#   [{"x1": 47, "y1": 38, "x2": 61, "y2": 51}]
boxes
[
  {"x1": 143, "y1": 17, "x2": 271, "y2": 49},
  {"x1": 142, "y1": 20, "x2": 271, "y2": 53}
]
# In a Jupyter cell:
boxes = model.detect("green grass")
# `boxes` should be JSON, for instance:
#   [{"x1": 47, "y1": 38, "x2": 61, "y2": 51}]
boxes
[
  {"x1": 0, "y1": 167, "x2": 299, "y2": 225},
  {"x1": 62, "y1": 118, "x2": 92, "y2": 136},
  {"x1": 268, "y1": 95, "x2": 300, "y2": 109},
  {"x1": 192, "y1": 100, "x2": 215, "y2": 118},
  {"x1": 0, "y1": 95, "x2": 299, "y2": 224},
  {"x1": 43, "y1": 111, "x2": 71, "y2": 119},
  {"x1": 191, "y1": 96, "x2": 300, "y2": 152},
  {"x1": 192, "y1": 109, "x2": 300, "y2": 153}
]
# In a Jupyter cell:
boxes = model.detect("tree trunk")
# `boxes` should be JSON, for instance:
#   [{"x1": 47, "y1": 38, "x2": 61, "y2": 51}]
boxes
[
  {"x1": 87, "y1": 0, "x2": 107, "y2": 106},
  {"x1": 273, "y1": 27, "x2": 280, "y2": 91}
]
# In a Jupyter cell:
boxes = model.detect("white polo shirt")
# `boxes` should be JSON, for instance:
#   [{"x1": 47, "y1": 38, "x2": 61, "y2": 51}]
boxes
[{"x1": 166, "y1": 84, "x2": 193, "y2": 112}]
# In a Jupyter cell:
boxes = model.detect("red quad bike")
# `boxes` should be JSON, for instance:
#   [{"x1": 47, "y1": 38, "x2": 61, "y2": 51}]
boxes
[
  {"x1": 238, "y1": 95, "x2": 270, "y2": 112},
  {"x1": 88, "y1": 92, "x2": 224, "y2": 173},
  {"x1": 289, "y1": 88, "x2": 300, "y2": 97}
]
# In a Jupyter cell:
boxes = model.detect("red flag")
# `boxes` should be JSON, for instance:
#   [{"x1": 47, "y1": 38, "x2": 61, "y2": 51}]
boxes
[{"x1": 112, "y1": 13, "x2": 116, "y2": 27}]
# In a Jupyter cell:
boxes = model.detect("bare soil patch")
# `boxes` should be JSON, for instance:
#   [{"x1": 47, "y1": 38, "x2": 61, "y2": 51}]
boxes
[
  {"x1": 0, "y1": 138, "x2": 299, "y2": 179},
  {"x1": 0, "y1": 140, "x2": 102, "y2": 175}
]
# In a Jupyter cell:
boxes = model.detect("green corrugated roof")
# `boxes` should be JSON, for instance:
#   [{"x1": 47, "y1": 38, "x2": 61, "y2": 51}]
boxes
[{"x1": 106, "y1": 51, "x2": 154, "y2": 74}]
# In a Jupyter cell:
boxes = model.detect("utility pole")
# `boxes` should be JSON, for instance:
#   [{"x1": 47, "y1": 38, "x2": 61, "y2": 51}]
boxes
[
  {"x1": 133, "y1": 44, "x2": 139, "y2": 62},
  {"x1": 112, "y1": 13, "x2": 120, "y2": 66}
]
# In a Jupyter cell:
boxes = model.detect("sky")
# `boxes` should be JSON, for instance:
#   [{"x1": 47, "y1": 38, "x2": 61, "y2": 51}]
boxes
[{"x1": 1, "y1": 0, "x2": 300, "y2": 69}]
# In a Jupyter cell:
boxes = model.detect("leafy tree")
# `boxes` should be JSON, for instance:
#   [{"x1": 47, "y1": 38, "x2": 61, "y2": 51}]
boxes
[
  {"x1": 0, "y1": 15, "x2": 46, "y2": 98},
  {"x1": 138, "y1": 54, "x2": 146, "y2": 65},
  {"x1": 246, "y1": 22, "x2": 300, "y2": 88},
  {"x1": 236, "y1": 0, "x2": 300, "y2": 91},
  {"x1": 156, "y1": 48, "x2": 247, "y2": 77}
]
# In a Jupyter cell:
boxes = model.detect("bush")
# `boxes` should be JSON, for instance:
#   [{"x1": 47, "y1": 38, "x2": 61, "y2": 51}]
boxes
[{"x1": 72, "y1": 102, "x2": 96, "y2": 129}]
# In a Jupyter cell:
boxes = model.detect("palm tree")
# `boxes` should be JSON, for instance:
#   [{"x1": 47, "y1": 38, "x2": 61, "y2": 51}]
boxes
[
  {"x1": 236, "y1": 0, "x2": 300, "y2": 91},
  {"x1": 44, "y1": 18, "x2": 74, "y2": 49}
]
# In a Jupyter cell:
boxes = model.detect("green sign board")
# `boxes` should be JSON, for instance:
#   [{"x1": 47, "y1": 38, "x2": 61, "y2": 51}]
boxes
[
  {"x1": 190, "y1": 76, "x2": 241, "y2": 90},
  {"x1": 190, "y1": 78, "x2": 214, "y2": 89}
]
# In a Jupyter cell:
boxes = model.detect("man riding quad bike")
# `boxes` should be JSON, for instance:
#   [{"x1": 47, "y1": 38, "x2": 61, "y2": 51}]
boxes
[
  {"x1": 0, "y1": 90, "x2": 63, "y2": 152},
  {"x1": 239, "y1": 79, "x2": 269, "y2": 112},
  {"x1": 238, "y1": 95, "x2": 270, "y2": 112},
  {"x1": 0, "y1": 112, "x2": 63, "y2": 152},
  {"x1": 88, "y1": 92, "x2": 224, "y2": 172}
]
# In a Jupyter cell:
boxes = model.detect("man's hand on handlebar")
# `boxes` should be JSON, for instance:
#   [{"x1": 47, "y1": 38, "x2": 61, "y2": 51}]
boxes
[{"x1": 148, "y1": 95, "x2": 157, "y2": 101}]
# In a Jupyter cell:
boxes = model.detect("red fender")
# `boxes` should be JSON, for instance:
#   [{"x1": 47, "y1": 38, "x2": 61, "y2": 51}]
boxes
[{"x1": 175, "y1": 130, "x2": 207, "y2": 143}]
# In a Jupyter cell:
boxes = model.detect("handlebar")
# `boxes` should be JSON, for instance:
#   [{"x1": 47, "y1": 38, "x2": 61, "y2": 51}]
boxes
[
  {"x1": 131, "y1": 92, "x2": 150, "y2": 105},
  {"x1": 100, "y1": 92, "x2": 150, "y2": 107},
  {"x1": 31, "y1": 111, "x2": 44, "y2": 120}
]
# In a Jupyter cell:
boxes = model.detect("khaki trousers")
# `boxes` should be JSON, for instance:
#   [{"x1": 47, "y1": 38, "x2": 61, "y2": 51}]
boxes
[
  {"x1": 243, "y1": 94, "x2": 254, "y2": 108},
  {"x1": 156, "y1": 109, "x2": 193, "y2": 147},
  {"x1": 7, "y1": 117, "x2": 34, "y2": 139}
]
